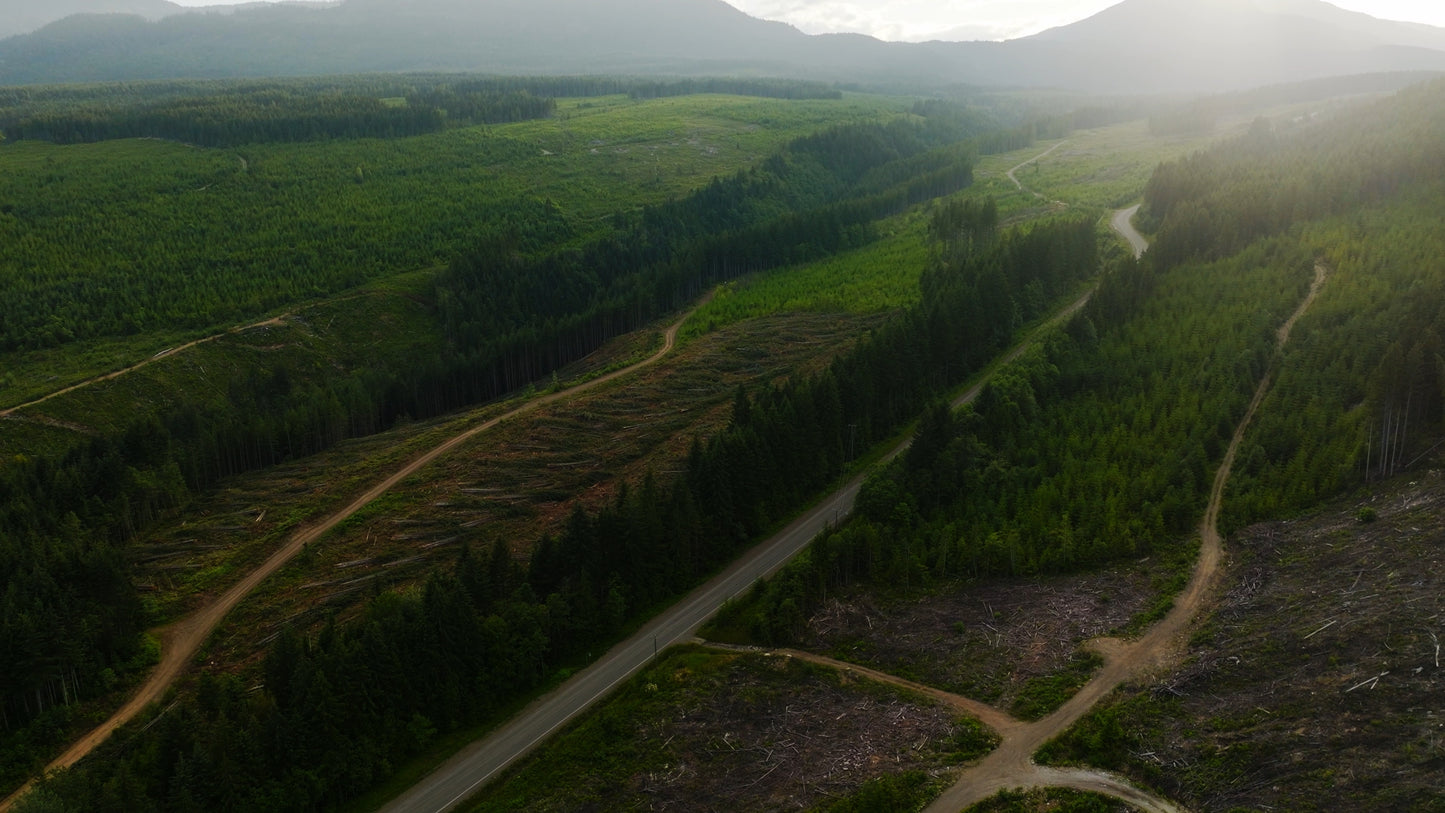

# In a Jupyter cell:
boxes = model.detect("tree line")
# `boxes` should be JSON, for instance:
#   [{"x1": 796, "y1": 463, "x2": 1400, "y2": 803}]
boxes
[
  {"x1": 425, "y1": 119, "x2": 983, "y2": 410},
  {"x1": 0, "y1": 75, "x2": 845, "y2": 147}
]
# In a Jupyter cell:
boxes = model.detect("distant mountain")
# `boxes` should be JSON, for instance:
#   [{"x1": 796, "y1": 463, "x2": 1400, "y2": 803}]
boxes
[
  {"x1": 0, "y1": 0, "x2": 825, "y2": 84},
  {"x1": 0, "y1": 0, "x2": 343, "y2": 40},
  {"x1": 1, "y1": 0, "x2": 183, "y2": 40},
  {"x1": 1014, "y1": 0, "x2": 1445, "y2": 92},
  {"x1": 1032, "y1": 0, "x2": 1445, "y2": 52},
  {"x1": 1, "y1": 0, "x2": 1443, "y2": 93}
]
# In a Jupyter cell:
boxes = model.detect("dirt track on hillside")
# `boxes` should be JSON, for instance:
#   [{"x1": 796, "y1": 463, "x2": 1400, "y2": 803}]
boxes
[
  {"x1": 0, "y1": 315, "x2": 291, "y2": 419},
  {"x1": 0, "y1": 299, "x2": 708, "y2": 812},
  {"x1": 1006, "y1": 142, "x2": 1069, "y2": 208},
  {"x1": 921, "y1": 262, "x2": 1330, "y2": 812}
]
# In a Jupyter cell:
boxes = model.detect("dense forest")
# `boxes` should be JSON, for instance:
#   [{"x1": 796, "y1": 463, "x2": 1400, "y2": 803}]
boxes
[
  {"x1": 0, "y1": 75, "x2": 842, "y2": 147},
  {"x1": 721, "y1": 79, "x2": 1445, "y2": 647},
  {"x1": 15, "y1": 205, "x2": 1100, "y2": 811},
  {"x1": 428, "y1": 119, "x2": 981, "y2": 404}
]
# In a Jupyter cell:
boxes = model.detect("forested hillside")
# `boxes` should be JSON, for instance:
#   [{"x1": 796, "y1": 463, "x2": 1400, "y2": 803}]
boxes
[
  {"x1": 1150, "y1": 81, "x2": 1445, "y2": 530},
  {"x1": 409, "y1": 76, "x2": 1445, "y2": 810},
  {"x1": 0, "y1": 76, "x2": 844, "y2": 148},
  {"x1": 0, "y1": 77, "x2": 852, "y2": 355},
  {"x1": 724, "y1": 80, "x2": 1445, "y2": 658}
]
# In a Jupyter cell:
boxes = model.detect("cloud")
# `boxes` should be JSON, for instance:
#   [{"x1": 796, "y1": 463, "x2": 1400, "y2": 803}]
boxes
[{"x1": 723, "y1": 0, "x2": 1119, "y2": 42}]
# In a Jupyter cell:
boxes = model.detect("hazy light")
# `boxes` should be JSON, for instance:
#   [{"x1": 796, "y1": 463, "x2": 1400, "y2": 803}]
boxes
[
  {"x1": 722, "y1": 0, "x2": 1445, "y2": 42},
  {"x1": 159, "y1": 0, "x2": 1445, "y2": 41}
]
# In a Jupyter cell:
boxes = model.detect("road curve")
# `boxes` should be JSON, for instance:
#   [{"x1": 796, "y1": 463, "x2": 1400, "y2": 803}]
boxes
[
  {"x1": 1112, "y1": 204, "x2": 1149, "y2": 260},
  {"x1": 0, "y1": 299, "x2": 707, "y2": 813},
  {"x1": 378, "y1": 282, "x2": 1099, "y2": 813}
]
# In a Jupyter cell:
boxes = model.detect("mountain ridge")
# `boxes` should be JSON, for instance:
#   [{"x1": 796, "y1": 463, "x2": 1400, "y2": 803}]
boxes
[{"x1": 2, "y1": 0, "x2": 1444, "y2": 93}]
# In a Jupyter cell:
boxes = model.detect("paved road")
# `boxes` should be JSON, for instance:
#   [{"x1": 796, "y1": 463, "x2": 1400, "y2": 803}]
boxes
[
  {"x1": 1112, "y1": 203, "x2": 1149, "y2": 260},
  {"x1": 379, "y1": 280, "x2": 1099, "y2": 813},
  {"x1": 380, "y1": 476, "x2": 865, "y2": 813}
]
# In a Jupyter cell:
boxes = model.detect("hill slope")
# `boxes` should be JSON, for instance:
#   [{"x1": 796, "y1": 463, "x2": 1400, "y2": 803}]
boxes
[
  {"x1": 0, "y1": 0, "x2": 182, "y2": 40},
  {"x1": 1015, "y1": 0, "x2": 1445, "y2": 93}
]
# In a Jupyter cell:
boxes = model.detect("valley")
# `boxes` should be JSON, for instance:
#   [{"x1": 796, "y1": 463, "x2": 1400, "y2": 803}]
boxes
[{"x1": 3, "y1": 9, "x2": 1445, "y2": 810}]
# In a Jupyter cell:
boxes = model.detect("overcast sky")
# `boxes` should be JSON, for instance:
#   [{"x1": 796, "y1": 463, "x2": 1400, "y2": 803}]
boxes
[
  {"x1": 720, "y1": 0, "x2": 1445, "y2": 41},
  {"x1": 167, "y1": 0, "x2": 1445, "y2": 42}
]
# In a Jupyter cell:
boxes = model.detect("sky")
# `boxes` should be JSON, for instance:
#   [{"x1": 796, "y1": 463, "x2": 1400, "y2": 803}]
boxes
[{"x1": 166, "y1": 0, "x2": 1445, "y2": 43}]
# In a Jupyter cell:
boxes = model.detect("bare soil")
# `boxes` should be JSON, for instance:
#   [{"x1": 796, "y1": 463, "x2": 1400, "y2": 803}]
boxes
[
  {"x1": 1056, "y1": 469, "x2": 1445, "y2": 812},
  {"x1": 469, "y1": 648, "x2": 982, "y2": 813},
  {"x1": 796, "y1": 566, "x2": 1166, "y2": 712},
  {"x1": 643, "y1": 656, "x2": 962, "y2": 811}
]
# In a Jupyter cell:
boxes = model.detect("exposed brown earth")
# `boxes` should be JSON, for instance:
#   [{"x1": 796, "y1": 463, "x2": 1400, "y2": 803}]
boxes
[
  {"x1": 179, "y1": 312, "x2": 881, "y2": 671},
  {"x1": 793, "y1": 566, "x2": 1168, "y2": 713},
  {"x1": 1054, "y1": 469, "x2": 1445, "y2": 811}
]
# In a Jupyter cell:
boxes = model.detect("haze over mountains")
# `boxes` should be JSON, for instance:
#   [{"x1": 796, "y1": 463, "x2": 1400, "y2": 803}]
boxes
[{"x1": 2, "y1": 0, "x2": 1444, "y2": 93}]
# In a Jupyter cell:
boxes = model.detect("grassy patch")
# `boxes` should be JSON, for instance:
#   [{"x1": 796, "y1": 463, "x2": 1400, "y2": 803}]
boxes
[
  {"x1": 965, "y1": 787, "x2": 1136, "y2": 812},
  {"x1": 1009, "y1": 650, "x2": 1104, "y2": 721},
  {"x1": 680, "y1": 209, "x2": 931, "y2": 342}
]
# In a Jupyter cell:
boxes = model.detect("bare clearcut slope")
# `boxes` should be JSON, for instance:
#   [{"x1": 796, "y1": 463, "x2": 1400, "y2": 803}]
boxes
[{"x1": 0, "y1": 298, "x2": 709, "y2": 813}]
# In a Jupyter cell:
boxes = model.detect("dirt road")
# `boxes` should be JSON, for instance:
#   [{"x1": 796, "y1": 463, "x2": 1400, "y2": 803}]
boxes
[
  {"x1": 0, "y1": 300, "x2": 706, "y2": 812},
  {"x1": 922, "y1": 262, "x2": 1329, "y2": 812},
  {"x1": 0, "y1": 314, "x2": 289, "y2": 419},
  {"x1": 1006, "y1": 142, "x2": 1069, "y2": 206}
]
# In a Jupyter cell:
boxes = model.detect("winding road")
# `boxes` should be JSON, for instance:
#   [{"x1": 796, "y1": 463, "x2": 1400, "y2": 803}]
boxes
[
  {"x1": 0, "y1": 299, "x2": 707, "y2": 813},
  {"x1": 1113, "y1": 204, "x2": 1149, "y2": 260},
  {"x1": 4, "y1": 200, "x2": 1159, "y2": 813}
]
